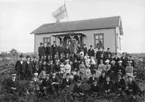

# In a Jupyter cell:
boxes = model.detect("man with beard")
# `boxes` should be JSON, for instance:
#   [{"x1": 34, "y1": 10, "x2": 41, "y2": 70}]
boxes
[{"x1": 15, "y1": 55, "x2": 26, "y2": 80}]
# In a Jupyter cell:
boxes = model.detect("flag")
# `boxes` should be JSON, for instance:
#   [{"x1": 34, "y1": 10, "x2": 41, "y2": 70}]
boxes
[{"x1": 52, "y1": 4, "x2": 67, "y2": 23}]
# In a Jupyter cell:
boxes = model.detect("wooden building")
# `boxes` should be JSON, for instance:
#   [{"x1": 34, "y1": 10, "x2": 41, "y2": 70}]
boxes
[{"x1": 31, "y1": 16, "x2": 123, "y2": 54}]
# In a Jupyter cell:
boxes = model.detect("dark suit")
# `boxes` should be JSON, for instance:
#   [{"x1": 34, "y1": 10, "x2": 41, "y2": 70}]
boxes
[
  {"x1": 15, "y1": 61, "x2": 26, "y2": 80},
  {"x1": 51, "y1": 44, "x2": 57, "y2": 59},
  {"x1": 4, "y1": 78, "x2": 18, "y2": 93},
  {"x1": 46, "y1": 46, "x2": 52, "y2": 56},
  {"x1": 125, "y1": 81, "x2": 141, "y2": 96},
  {"x1": 38, "y1": 46, "x2": 45, "y2": 58},
  {"x1": 82, "y1": 47, "x2": 87, "y2": 55},
  {"x1": 25, "y1": 62, "x2": 33, "y2": 80},
  {"x1": 61, "y1": 78, "x2": 72, "y2": 89},
  {"x1": 57, "y1": 46, "x2": 64, "y2": 59},
  {"x1": 88, "y1": 49, "x2": 95, "y2": 57},
  {"x1": 103, "y1": 81, "x2": 113, "y2": 93},
  {"x1": 115, "y1": 78, "x2": 126, "y2": 92},
  {"x1": 32, "y1": 61, "x2": 38, "y2": 74}
]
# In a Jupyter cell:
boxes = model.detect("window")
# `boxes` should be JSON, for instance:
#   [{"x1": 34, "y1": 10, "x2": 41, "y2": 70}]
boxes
[
  {"x1": 43, "y1": 37, "x2": 51, "y2": 45},
  {"x1": 94, "y1": 33, "x2": 104, "y2": 49}
]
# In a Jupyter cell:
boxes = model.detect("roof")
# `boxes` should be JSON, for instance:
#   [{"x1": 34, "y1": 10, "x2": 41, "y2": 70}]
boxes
[{"x1": 31, "y1": 16, "x2": 122, "y2": 34}]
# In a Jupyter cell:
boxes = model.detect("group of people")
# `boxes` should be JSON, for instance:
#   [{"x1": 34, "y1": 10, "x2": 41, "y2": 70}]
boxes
[{"x1": 2, "y1": 42, "x2": 142, "y2": 100}]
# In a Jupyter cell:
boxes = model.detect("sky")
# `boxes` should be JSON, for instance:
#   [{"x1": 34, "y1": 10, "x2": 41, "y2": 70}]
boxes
[{"x1": 0, "y1": 0, "x2": 145, "y2": 53}]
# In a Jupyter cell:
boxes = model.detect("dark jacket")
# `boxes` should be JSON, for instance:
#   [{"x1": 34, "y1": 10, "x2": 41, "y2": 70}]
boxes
[
  {"x1": 46, "y1": 46, "x2": 52, "y2": 55},
  {"x1": 15, "y1": 61, "x2": 26, "y2": 75},
  {"x1": 32, "y1": 61, "x2": 38, "y2": 73},
  {"x1": 96, "y1": 51, "x2": 101, "y2": 59},
  {"x1": 115, "y1": 78, "x2": 126, "y2": 90},
  {"x1": 82, "y1": 47, "x2": 87, "y2": 55},
  {"x1": 38, "y1": 46, "x2": 45, "y2": 56},
  {"x1": 51, "y1": 44, "x2": 57, "y2": 54},
  {"x1": 103, "y1": 81, "x2": 113, "y2": 92},
  {"x1": 25, "y1": 62, "x2": 33, "y2": 79},
  {"x1": 88, "y1": 49, "x2": 95, "y2": 56}
]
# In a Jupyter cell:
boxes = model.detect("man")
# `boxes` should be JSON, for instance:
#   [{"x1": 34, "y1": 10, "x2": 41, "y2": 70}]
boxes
[
  {"x1": 38, "y1": 42, "x2": 45, "y2": 59},
  {"x1": 115, "y1": 74, "x2": 126, "y2": 94},
  {"x1": 88, "y1": 45, "x2": 95, "y2": 57},
  {"x1": 106, "y1": 48, "x2": 112, "y2": 59},
  {"x1": 64, "y1": 45, "x2": 70, "y2": 58},
  {"x1": 125, "y1": 75, "x2": 141, "y2": 96},
  {"x1": 96, "y1": 48, "x2": 101, "y2": 65},
  {"x1": 32, "y1": 56, "x2": 38, "y2": 74},
  {"x1": 25, "y1": 55, "x2": 33, "y2": 80},
  {"x1": 3, "y1": 73, "x2": 18, "y2": 93},
  {"x1": 57, "y1": 43, "x2": 64, "y2": 59},
  {"x1": 121, "y1": 53, "x2": 128, "y2": 67},
  {"x1": 15, "y1": 55, "x2": 26, "y2": 80},
  {"x1": 82, "y1": 44, "x2": 87, "y2": 56},
  {"x1": 77, "y1": 44, "x2": 82, "y2": 54},
  {"x1": 117, "y1": 60, "x2": 125, "y2": 75},
  {"x1": 61, "y1": 73, "x2": 72, "y2": 89},
  {"x1": 46, "y1": 43, "x2": 52, "y2": 60},
  {"x1": 51, "y1": 41, "x2": 58, "y2": 60}
]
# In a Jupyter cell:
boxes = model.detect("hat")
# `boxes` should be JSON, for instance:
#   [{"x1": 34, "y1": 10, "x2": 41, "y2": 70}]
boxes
[
  {"x1": 65, "y1": 59, "x2": 69, "y2": 62},
  {"x1": 111, "y1": 60, "x2": 115, "y2": 63},
  {"x1": 105, "y1": 59, "x2": 110, "y2": 63},
  {"x1": 26, "y1": 55, "x2": 30, "y2": 58},
  {"x1": 60, "y1": 64, "x2": 64, "y2": 67},
  {"x1": 19, "y1": 54, "x2": 24, "y2": 58},
  {"x1": 118, "y1": 60, "x2": 122, "y2": 63},
  {"x1": 34, "y1": 73, "x2": 38, "y2": 76},
  {"x1": 128, "y1": 60, "x2": 132, "y2": 63}
]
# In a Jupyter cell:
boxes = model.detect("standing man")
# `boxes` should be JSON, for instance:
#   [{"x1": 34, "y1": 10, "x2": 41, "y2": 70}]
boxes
[
  {"x1": 38, "y1": 43, "x2": 45, "y2": 59},
  {"x1": 51, "y1": 41, "x2": 58, "y2": 61},
  {"x1": 96, "y1": 48, "x2": 101, "y2": 65},
  {"x1": 101, "y1": 47, "x2": 106, "y2": 59},
  {"x1": 15, "y1": 55, "x2": 26, "y2": 80},
  {"x1": 106, "y1": 48, "x2": 112, "y2": 59},
  {"x1": 57, "y1": 43, "x2": 64, "y2": 59},
  {"x1": 32, "y1": 56, "x2": 38, "y2": 74},
  {"x1": 46, "y1": 43, "x2": 52, "y2": 60},
  {"x1": 88, "y1": 45, "x2": 95, "y2": 57},
  {"x1": 25, "y1": 55, "x2": 33, "y2": 80},
  {"x1": 82, "y1": 44, "x2": 87, "y2": 56}
]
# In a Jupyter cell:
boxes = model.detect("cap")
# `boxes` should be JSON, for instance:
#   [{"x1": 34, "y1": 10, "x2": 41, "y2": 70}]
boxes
[
  {"x1": 105, "y1": 59, "x2": 110, "y2": 63},
  {"x1": 118, "y1": 60, "x2": 123, "y2": 63},
  {"x1": 111, "y1": 60, "x2": 115, "y2": 63},
  {"x1": 19, "y1": 54, "x2": 24, "y2": 58},
  {"x1": 34, "y1": 73, "x2": 38, "y2": 76}
]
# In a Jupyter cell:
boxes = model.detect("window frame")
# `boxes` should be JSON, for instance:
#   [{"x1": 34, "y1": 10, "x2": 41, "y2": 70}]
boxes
[
  {"x1": 94, "y1": 33, "x2": 104, "y2": 49},
  {"x1": 43, "y1": 37, "x2": 51, "y2": 45}
]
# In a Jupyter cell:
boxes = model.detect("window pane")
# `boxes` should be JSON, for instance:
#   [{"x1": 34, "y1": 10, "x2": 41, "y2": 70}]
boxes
[
  {"x1": 99, "y1": 35, "x2": 103, "y2": 39},
  {"x1": 95, "y1": 35, "x2": 99, "y2": 39}
]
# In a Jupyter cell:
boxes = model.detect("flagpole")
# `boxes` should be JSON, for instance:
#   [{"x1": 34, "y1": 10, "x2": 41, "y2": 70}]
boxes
[{"x1": 64, "y1": 0, "x2": 72, "y2": 34}]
